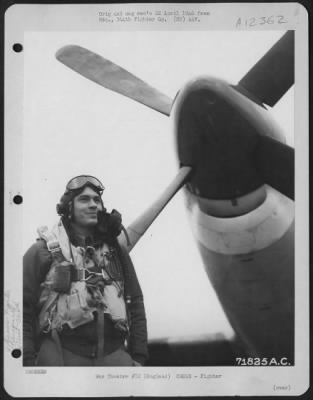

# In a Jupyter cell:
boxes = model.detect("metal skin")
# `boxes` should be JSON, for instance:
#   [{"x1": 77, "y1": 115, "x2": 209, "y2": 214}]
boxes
[{"x1": 171, "y1": 77, "x2": 294, "y2": 361}]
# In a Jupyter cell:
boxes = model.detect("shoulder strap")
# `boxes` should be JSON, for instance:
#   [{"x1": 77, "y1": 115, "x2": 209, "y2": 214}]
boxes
[{"x1": 37, "y1": 225, "x2": 65, "y2": 262}]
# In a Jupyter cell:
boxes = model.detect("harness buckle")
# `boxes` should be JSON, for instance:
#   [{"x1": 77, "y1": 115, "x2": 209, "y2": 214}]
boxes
[
  {"x1": 47, "y1": 241, "x2": 61, "y2": 254},
  {"x1": 42, "y1": 318, "x2": 52, "y2": 334}
]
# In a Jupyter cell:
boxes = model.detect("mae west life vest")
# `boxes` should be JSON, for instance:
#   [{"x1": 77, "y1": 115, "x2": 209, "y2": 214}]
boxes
[{"x1": 37, "y1": 220, "x2": 128, "y2": 334}]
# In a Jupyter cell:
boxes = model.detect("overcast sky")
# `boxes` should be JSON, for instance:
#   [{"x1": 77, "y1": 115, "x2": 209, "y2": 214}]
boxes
[{"x1": 22, "y1": 30, "x2": 293, "y2": 340}]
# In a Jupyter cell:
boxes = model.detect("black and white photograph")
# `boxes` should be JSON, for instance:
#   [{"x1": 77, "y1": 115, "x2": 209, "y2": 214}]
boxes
[{"x1": 3, "y1": 2, "x2": 309, "y2": 397}]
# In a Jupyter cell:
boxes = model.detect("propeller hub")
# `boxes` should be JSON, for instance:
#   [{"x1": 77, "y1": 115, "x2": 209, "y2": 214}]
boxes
[{"x1": 172, "y1": 77, "x2": 265, "y2": 200}]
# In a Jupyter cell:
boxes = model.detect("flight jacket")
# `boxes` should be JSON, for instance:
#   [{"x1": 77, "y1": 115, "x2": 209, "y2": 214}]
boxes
[{"x1": 23, "y1": 238, "x2": 148, "y2": 366}]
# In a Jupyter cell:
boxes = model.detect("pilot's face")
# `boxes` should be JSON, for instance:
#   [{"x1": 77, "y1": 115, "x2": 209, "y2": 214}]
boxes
[{"x1": 72, "y1": 186, "x2": 103, "y2": 228}]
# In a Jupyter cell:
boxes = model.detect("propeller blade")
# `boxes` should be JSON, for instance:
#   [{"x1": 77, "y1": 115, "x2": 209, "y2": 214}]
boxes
[
  {"x1": 120, "y1": 166, "x2": 192, "y2": 251},
  {"x1": 255, "y1": 135, "x2": 294, "y2": 200},
  {"x1": 56, "y1": 45, "x2": 172, "y2": 116},
  {"x1": 237, "y1": 31, "x2": 294, "y2": 107}
]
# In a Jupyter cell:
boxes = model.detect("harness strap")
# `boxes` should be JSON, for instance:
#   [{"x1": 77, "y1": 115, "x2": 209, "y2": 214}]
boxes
[
  {"x1": 37, "y1": 226, "x2": 64, "y2": 262},
  {"x1": 51, "y1": 329, "x2": 65, "y2": 366},
  {"x1": 37, "y1": 226, "x2": 65, "y2": 334},
  {"x1": 95, "y1": 307, "x2": 105, "y2": 364},
  {"x1": 38, "y1": 291, "x2": 59, "y2": 334}
]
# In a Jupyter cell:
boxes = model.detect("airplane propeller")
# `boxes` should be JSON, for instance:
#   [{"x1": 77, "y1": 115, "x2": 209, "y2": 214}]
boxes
[
  {"x1": 255, "y1": 135, "x2": 294, "y2": 200},
  {"x1": 56, "y1": 45, "x2": 172, "y2": 116},
  {"x1": 122, "y1": 166, "x2": 192, "y2": 250},
  {"x1": 236, "y1": 30, "x2": 294, "y2": 107}
]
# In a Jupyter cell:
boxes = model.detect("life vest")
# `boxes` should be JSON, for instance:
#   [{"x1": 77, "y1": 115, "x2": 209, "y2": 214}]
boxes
[{"x1": 37, "y1": 220, "x2": 128, "y2": 334}]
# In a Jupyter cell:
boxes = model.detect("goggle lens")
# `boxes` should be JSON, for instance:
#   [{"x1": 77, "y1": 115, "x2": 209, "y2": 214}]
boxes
[{"x1": 66, "y1": 175, "x2": 105, "y2": 192}]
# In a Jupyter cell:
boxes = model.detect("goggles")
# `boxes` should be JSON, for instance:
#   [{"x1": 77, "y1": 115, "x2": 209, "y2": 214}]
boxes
[{"x1": 66, "y1": 175, "x2": 105, "y2": 193}]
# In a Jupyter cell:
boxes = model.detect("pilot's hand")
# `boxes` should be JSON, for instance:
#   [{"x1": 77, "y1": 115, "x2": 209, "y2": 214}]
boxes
[
  {"x1": 97, "y1": 209, "x2": 123, "y2": 239},
  {"x1": 132, "y1": 360, "x2": 142, "y2": 367}
]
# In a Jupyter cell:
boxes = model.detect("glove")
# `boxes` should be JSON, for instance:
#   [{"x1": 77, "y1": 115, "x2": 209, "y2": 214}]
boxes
[{"x1": 97, "y1": 209, "x2": 123, "y2": 240}]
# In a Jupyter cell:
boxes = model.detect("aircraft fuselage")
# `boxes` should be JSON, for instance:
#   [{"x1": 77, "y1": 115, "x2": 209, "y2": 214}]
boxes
[{"x1": 172, "y1": 77, "x2": 294, "y2": 360}]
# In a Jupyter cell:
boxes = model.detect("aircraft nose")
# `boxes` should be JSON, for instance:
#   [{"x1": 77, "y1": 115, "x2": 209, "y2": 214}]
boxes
[
  {"x1": 172, "y1": 86, "x2": 217, "y2": 167},
  {"x1": 172, "y1": 78, "x2": 262, "y2": 200}
]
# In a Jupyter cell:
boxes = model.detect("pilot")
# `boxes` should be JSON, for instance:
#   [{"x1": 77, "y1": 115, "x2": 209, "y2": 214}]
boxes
[{"x1": 23, "y1": 175, "x2": 148, "y2": 366}]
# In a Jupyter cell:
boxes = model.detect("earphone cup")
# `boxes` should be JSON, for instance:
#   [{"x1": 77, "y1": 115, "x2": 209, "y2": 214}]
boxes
[{"x1": 56, "y1": 202, "x2": 66, "y2": 216}]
